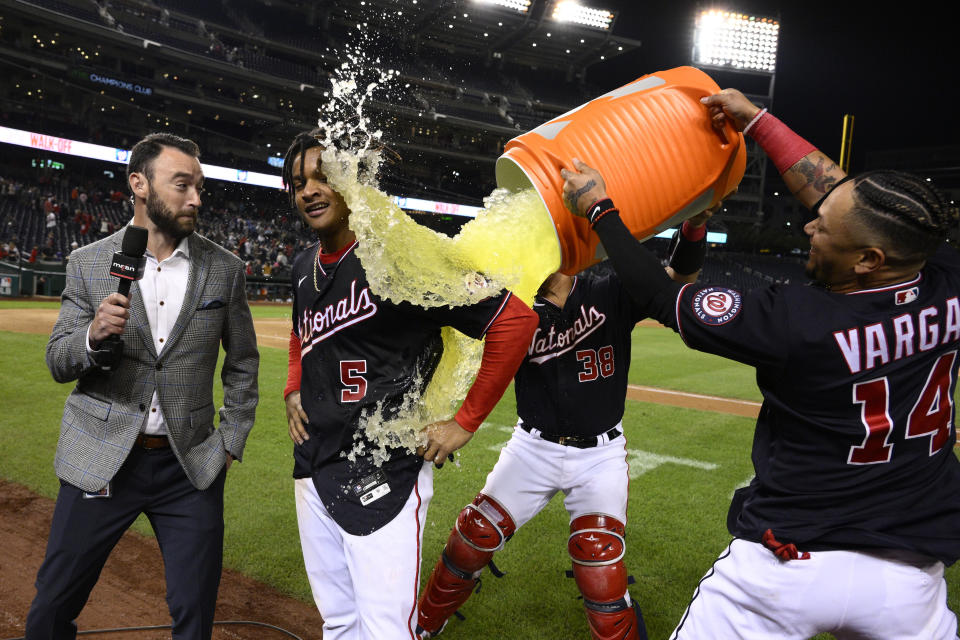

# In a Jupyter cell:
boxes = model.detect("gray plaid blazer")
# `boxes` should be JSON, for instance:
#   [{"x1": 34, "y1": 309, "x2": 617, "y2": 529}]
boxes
[{"x1": 46, "y1": 227, "x2": 259, "y2": 492}]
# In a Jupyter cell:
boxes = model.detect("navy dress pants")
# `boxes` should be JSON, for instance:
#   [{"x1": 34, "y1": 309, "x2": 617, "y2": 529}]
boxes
[{"x1": 24, "y1": 446, "x2": 226, "y2": 640}]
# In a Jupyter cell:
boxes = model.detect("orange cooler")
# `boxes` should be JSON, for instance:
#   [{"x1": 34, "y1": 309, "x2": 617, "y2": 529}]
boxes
[{"x1": 496, "y1": 66, "x2": 745, "y2": 275}]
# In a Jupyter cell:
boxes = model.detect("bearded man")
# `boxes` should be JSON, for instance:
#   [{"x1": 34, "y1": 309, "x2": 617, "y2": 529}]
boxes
[{"x1": 25, "y1": 133, "x2": 260, "y2": 640}]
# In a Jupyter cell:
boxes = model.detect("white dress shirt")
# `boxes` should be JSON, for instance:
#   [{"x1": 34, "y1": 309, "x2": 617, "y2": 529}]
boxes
[
  {"x1": 87, "y1": 233, "x2": 191, "y2": 435},
  {"x1": 138, "y1": 237, "x2": 190, "y2": 435}
]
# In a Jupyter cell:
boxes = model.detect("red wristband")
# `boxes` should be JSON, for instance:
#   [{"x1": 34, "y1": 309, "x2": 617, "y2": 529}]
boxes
[
  {"x1": 681, "y1": 220, "x2": 706, "y2": 242},
  {"x1": 747, "y1": 111, "x2": 817, "y2": 174}
]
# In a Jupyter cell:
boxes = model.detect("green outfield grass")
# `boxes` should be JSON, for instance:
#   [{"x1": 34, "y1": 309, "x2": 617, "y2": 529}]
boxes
[{"x1": 1, "y1": 299, "x2": 957, "y2": 639}]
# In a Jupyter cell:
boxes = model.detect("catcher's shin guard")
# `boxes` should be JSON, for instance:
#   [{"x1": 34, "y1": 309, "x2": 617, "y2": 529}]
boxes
[
  {"x1": 417, "y1": 494, "x2": 516, "y2": 636},
  {"x1": 569, "y1": 514, "x2": 647, "y2": 640}
]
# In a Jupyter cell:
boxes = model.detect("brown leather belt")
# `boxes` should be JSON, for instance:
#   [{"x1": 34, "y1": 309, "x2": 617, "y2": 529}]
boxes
[{"x1": 135, "y1": 433, "x2": 170, "y2": 449}]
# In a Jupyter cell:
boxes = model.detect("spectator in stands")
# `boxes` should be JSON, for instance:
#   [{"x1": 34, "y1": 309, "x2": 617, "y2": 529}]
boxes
[
  {"x1": 46, "y1": 209, "x2": 56, "y2": 230},
  {"x1": 6, "y1": 241, "x2": 20, "y2": 262},
  {"x1": 42, "y1": 233, "x2": 56, "y2": 259}
]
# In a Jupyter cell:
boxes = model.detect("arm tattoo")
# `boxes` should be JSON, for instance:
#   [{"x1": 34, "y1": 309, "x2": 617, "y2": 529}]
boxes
[
  {"x1": 565, "y1": 179, "x2": 597, "y2": 213},
  {"x1": 792, "y1": 157, "x2": 838, "y2": 196}
]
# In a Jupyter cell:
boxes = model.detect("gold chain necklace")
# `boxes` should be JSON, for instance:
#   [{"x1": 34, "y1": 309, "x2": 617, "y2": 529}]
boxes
[{"x1": 312, "y1": 243, "x2": 323, "y2": 292}]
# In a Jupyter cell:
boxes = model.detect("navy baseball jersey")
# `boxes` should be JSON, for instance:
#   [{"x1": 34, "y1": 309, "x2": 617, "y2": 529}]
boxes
[
  {"x1": 291, "y1": 240, "x2": 511, "y2": 535},
  {"x1": 515, "y1": 271, "x2": 645, "y2": 437},
  {"x1": 669, "y1": 245, "x2": 960, "y2": 564}
]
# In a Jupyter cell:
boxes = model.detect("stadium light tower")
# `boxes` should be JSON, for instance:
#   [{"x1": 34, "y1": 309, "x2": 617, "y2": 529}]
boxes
[
  {"x1": 693, "y1": 10, "x2": 779, "y2": 73},
  {"x1": 552, "y1": 1, "x2": 615, "y2": 30},
  {"x1": 472, "y1": 0, "x2": 531, "y2": 14},
  {"x1": 692, "y1": 8, "x2": 780, "y2": 228}
]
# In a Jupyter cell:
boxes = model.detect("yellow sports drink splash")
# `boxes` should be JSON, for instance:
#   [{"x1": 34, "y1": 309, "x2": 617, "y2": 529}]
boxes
[
  {"x1": 320, "y1": 149, "x2": 560, "y2": 463},
  {"x1": 316, "y1": 61, "x2": 743, "y2": 463}
]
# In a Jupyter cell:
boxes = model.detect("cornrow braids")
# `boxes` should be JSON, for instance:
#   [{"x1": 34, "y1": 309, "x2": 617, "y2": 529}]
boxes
[{"x1": 850, "y1": 170, "x2": 959, "y2": 263}]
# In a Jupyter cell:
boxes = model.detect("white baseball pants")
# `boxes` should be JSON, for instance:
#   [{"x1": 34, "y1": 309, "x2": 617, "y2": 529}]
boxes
[
  {"x1": 295, "y1": 462, "x2": 433, "y2": 640},
  {"x1": 670, "y1": 538, "x2": 958, "y2": 640},
  {"x1": 481, "y1": 422, "x2": 630, "y2": 527}
]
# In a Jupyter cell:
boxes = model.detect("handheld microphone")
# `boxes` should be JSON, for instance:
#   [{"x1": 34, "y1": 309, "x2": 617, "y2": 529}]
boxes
[{"x1": 100, "y1": 225, "x2": 148, "y2": 369}]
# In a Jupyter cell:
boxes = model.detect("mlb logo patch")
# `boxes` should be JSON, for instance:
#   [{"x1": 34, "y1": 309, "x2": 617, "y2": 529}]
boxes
[
  {"x1": 691, "y1": 287, "x2": 743, "y2": 326},
  {"x1": 895, "y1": 287, "x2": 919, "y2": 305}
]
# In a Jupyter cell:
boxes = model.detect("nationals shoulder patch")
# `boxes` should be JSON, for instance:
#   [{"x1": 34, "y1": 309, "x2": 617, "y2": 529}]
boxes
[{"x1": 691, "y1": 287, "x2": 743, "y2": 325}]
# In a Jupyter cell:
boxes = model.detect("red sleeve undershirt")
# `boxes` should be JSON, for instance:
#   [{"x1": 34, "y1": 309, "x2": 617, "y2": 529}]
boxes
[
  {"x1": 284, "y1": 331, "x2": 301, "y2": 399},
  {"x1": 454, "y1": 294, "x2": 538, "y2": 432},
  {"x1": 282, "y1": 294, "x2": 538, "y2": 432},
  {"x1": 746, "y1": 109, "x2": 817, "y2": 175}
]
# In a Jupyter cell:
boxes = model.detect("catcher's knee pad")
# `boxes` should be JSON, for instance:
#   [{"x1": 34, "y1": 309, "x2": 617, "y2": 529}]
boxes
[
  {"x1": 569, "y1": 514, "x2": 646, "y2": 640},
  {"x1": 417, "y1": 494, "x2": 516, "y2": 635}
]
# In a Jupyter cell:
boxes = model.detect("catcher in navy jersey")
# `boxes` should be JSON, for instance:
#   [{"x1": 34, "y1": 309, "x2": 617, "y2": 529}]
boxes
[
  {"x1": 280, "y1": 129, "x2": 538, "y2": 640},
  {"x1": 416, "y1": 208, "x2": 715, "y2": 639},
  {"x1": 562, "y1": 88, "x2": 960, "y2": 640}
]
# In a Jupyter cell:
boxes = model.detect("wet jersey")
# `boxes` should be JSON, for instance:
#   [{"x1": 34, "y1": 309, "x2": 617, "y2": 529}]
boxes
[
  {"x1": 290, "y1": 240, "x2": 511, "y2": 535},
  {"x1": 515, "y1": 271, "x2": 645, "y2": 437},
  {"x1": 670, "y1": 245, "x2": 960, "y2": 564}
]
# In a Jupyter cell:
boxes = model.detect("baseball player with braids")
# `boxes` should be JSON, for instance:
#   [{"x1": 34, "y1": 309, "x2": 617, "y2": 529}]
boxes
[
  {"x1": 561, "y1": 88, "x2": 960, "y2": 640},
  {"x1": 280, "y1": 129, "x2": 538, "y2": 639},
  {"x1": 416, "y1": 207, "x2": 715, "y2": 639}
]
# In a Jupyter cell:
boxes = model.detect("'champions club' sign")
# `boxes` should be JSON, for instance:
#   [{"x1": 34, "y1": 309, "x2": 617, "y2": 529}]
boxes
[{"x1": 88, "y1": 73, "x2": 153, "y2": 96}]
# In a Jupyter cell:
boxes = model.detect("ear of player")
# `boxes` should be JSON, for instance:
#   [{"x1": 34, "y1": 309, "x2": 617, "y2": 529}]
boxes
[{"x1": 417, "y1": 498, "x2": 647, "y2": 640}]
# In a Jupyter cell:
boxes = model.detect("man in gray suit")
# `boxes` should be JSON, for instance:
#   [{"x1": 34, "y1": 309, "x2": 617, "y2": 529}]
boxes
[{"x1": 25, "y1": 133, "x2": 259, "y2": 639}]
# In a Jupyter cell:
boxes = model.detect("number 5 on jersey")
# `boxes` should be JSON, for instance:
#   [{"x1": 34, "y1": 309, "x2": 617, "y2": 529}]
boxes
[{"x1": 340, "y1": 360, "x2": 368, "y2": 403}]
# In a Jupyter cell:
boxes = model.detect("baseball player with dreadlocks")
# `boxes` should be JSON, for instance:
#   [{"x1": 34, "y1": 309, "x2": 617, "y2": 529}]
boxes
[
  {"x1": 279, "y1": 129, "x2": 537, "y2": 639},
  {"x1": 561, "y1": 88, "x2": 960, "y2": 640},
  {"x1": 415, "y1": 206, "x2": 716, "y2": 639}
]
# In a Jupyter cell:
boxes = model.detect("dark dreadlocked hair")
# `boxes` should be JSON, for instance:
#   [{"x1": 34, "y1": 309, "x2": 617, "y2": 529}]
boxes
[
  {"x1": 280, "y1": 127, "x2": 399, "y2": 209},
  {"x1": 281, "y1": 128, "x2": 327, "y2": 208},
  {"x1": 849, "y1": 170, "x2": 959, "y2": 264}
]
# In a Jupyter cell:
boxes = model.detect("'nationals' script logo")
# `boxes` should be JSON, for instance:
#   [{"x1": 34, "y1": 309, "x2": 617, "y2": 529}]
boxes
[
  {"x1": 528, "y1": 304, "x2": 606, "y2": 364},
  {"x1": 300, "y1": 279, "x2": 378, "y2": 355}
]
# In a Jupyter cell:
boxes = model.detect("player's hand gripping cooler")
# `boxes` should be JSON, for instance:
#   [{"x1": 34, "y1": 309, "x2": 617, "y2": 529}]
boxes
[{"x1": 496, "y1": 65, "x2": 745, "y2": 275}]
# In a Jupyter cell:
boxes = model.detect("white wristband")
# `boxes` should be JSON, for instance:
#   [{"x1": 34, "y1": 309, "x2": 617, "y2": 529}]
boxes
[{"x1": 743, "y1": 107, "x2": 769, "y2": 135}]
